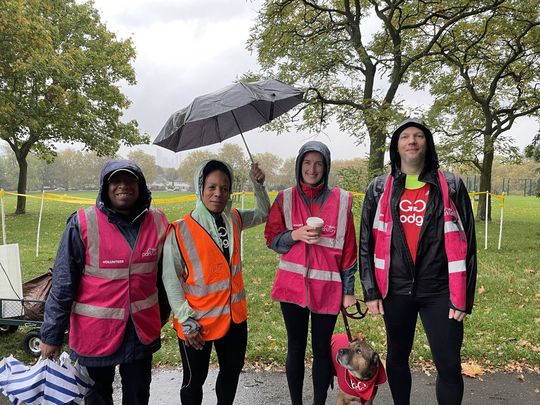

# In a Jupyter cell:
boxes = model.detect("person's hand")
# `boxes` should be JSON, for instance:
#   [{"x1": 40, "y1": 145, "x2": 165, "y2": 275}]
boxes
[
  {"x1": 449, "y1": 308, "x2": 466, "y2": 322},
  {"x1": 184, "y1": 331, "x2": 205, "y2": 350},
  {"x1": 291, "y1": 225, "x2": 320, "y2": 244},
  {"x1": 39, "y1": 342, "x2": 61, "y2": 359},
  {"x1": 250, "y1": 163, "x2": 265, "y2": 184},
  {"x1": 342, "y1": 294, "x2": 356, "y2": 308},
  {"x1": 366, "y1": 299, "x2": 384, "y2": 315}
]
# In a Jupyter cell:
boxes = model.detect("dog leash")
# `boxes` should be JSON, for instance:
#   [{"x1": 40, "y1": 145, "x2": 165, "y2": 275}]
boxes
[{"x1": 340, "y1": 300, "x2": 368, "y2": 342}]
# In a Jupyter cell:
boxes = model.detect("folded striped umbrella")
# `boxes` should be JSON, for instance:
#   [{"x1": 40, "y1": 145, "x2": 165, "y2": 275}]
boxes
[{"x1": 0, "y1": 353, "x2": 93, "y2": 405}]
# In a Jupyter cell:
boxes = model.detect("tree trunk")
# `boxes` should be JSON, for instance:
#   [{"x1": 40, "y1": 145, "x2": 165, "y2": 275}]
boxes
[
  {"x1": 367, "y1": 128, "x2": 386, "y2": 178},
  {"x1": 477, "y1": 141, "x2": 494, "y2": 221},
  {"x1": 15, "y1": 156, "x2": 28, "y2": 214}
]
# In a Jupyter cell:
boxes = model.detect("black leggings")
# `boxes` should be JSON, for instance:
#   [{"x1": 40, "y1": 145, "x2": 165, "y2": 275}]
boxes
[
  {"x1": 383, "y1": 294, "x2": 464, "y2": 405},
  {"x1": 85, "y1": 356, "x2": 152, "y2": 405},
  {"x1": 280, "y1": 302, "x2": 338, "y2": 405},
  {"x1": 178, "y1": 321, "x2": 247, "y2": 405}
]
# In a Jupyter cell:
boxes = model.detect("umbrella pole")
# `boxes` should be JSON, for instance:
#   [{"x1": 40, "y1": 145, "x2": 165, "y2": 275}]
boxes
[
  {"x1": 240, "y1": 132, "x2": 254, "y2": 164},
  {"x1": 231, "y1": 111, "x2": 254, "y2": 163}
]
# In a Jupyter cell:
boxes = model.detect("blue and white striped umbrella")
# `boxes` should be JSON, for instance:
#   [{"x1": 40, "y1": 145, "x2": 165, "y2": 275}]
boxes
[{"x1": 0, "y1": 353, "x2": 93, "y2": 405}]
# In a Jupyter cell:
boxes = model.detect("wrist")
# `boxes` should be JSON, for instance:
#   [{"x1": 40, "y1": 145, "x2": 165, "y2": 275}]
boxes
[
  {"x1": 290, "y1": 229, "x2": 298, "y2": 241},
  {"x1": 182, "y1": 317, "x2": 201, "y2": 335}
]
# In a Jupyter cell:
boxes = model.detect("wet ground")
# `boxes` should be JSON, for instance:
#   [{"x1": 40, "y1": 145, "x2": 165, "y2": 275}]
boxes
[
  {"x1": 1, "y1": 366, "x2": 538, "y2": 404},
  {"x1": 120, "y1": 366, "x2": 538, "y2": 404}
]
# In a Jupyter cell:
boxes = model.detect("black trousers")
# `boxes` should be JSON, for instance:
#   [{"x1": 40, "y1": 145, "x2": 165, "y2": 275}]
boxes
[
  {"x1": 280, "y1": 302, "x2": 338, "y2": 405},
  {"x1": 84, "y1": 356, "x2": 152, "y2": 405},
  {"x1": 383, "y1": 294, "x2": 464, "y2": 405},
  {"x1": 178, "y1": 321, "x2": 247, "y2": 405}
]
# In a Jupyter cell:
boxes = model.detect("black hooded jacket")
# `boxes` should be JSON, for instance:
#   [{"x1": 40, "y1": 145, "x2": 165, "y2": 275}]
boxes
[{"x1": 359, "y1": 119, "x2": 477, "y2": 313}]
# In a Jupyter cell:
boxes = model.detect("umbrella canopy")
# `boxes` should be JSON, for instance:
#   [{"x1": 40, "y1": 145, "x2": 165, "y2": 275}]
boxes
[
  {"x1": 153, "y1": 79, "x2": 303, "y2": 161},
  {"x1": 0, "y1": 353, "x2": 93, "y2": 405}
]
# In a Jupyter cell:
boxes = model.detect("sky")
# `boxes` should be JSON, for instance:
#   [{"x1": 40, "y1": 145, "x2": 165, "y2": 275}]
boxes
[{"x1": 90, "y1": 0, "x2": 537, "y2": 167}]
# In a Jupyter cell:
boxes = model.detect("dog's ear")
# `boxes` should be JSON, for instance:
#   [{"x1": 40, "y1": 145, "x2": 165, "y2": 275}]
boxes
[
  {"x1": 355, "y1": 332, "x2": 366, "y2": 341},
  {"x1": 372, "y1": 352, "x2": 380, "y2": 365}
]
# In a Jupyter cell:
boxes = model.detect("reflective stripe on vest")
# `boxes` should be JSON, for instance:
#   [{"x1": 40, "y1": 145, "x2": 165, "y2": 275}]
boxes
[
  {"x1": 372, "y1": 171, "x2": 468, "y2": 310},
  {"x1": 71, "y1": 292, "x2": 158, "y2": 319},
  {"x1": 70, "y1": 207, "x2": 166, "y2": 356},
  {"x1": 172, "y1": 209, "x2": 246, "y2": 341},
  {"x1": 277, "y1": 259, "x2": 342, "y2": 282}
]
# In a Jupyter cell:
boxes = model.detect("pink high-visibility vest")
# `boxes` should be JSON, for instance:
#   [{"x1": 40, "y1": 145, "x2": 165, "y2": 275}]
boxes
[
  {"x1": 271, "y1": 186, "x2": 352, "y2": 314},
  {"x1": 70, "y1": 206, "x2": 167, "y2": 356},
  {"x1": 372, "y1": 170, "x2": 467, "y2": 310}
]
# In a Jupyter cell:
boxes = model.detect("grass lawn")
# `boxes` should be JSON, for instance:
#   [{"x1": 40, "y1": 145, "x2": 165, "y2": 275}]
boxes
[{"x1": 0, "y1": 190, "x2": 538, "y2": 371}]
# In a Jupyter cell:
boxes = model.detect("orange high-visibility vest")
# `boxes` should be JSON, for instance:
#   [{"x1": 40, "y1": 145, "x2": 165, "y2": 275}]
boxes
[
  {"x1": 171, "y1": 209, "x2": 246, "y2": 341},
  {"x1": 70, "y1": 206, "x2": 167, "y2": 356}
]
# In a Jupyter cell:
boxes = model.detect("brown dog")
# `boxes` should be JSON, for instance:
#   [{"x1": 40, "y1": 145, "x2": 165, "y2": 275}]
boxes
[{"x1": 331, "y1": 333, "x2": 387, "y2": 405}]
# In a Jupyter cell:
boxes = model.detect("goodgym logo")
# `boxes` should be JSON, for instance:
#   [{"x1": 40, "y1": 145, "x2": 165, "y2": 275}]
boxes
[
  {"x1": 141, "y1": 247, "x2": 157, "y2": 258},
  {"x1": 399, "y1": 199, "x2": 426, "y2": 226}
]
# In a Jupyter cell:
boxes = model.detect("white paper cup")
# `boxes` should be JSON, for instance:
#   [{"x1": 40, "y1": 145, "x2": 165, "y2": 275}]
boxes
[{"x1": 306, "y1": 216, "x2": 324, "y2": 236}]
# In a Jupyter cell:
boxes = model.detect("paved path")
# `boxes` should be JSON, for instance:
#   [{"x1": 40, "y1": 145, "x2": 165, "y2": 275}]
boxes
[
  {"x1": 124, "y1": 367, "x2": 538, "y2": 404},
  {"x1": 1, "y1": 367, "x2": 538, "y2": 404}
]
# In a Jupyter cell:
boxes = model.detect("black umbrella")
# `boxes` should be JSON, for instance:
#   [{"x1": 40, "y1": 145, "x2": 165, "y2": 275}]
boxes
[{"x1": 153, "y1": 79, "x2": 304, "y2": 162}]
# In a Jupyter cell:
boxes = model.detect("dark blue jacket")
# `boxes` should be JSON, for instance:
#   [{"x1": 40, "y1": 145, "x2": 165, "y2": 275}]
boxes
[{"x1": 40, "y1": 160, "x2": 170, "y2": 366}]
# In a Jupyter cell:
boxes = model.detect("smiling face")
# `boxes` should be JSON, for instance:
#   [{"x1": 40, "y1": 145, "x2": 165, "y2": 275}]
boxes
[
  {"x1": 202, "y1": 169, "x2": 231, "y2": 213},
  {"x1": 397, "y1": 126, "x2": 427, "y2": 174},
  {"x1": 301, "y1": 151, "x2": 325, "y2": 186},
  {"x1": 107, "y1": 172, "x2": 139, "y2": 214}
]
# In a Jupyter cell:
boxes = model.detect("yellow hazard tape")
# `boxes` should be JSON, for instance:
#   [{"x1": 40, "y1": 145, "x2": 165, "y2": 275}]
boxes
[{"x1": 0, "y1": 189, "x2": 504, "y2": 206}]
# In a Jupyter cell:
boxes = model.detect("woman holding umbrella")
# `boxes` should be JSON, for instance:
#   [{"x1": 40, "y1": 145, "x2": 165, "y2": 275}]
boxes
[
  {"x1": 162, "y1": 159, "x2": 270, "y2": 405},
  {"x1": 264, "y1": 141, "x2": 358, "y2": 405}
]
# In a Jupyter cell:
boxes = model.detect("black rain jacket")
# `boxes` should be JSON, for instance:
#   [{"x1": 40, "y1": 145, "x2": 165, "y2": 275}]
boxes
[{"x1": 359, "y1": 119, "x2": 477, "y2": 313}]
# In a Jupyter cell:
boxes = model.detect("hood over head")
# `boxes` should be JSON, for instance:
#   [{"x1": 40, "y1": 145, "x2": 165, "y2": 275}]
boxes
[
  {"x1": 98, "y1": 159, "x2": 151, "y2": 213},
  {"x1": 295, "y1": 141, "x2": 331, "y2": 188},
  {"x1": 389, "y1": 118, "x2": 439, "y2": 176},
  {"x1": 193, "y1": 159, "x2": 234, "y2": 213}
]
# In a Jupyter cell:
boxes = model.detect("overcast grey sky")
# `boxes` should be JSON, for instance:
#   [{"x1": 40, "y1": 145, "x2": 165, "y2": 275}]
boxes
[{"x1": 91, "y1": 0, "x2": 537, "y2": 167}]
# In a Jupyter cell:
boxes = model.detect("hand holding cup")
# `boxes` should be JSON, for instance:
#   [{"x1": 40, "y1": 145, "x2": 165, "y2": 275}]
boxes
[
  {"x1": 306, "y1": 216, "x2": 324, "y2": 243},
  {"x1": 291, "y1": 217, "x2": 324, "y2": 244}
]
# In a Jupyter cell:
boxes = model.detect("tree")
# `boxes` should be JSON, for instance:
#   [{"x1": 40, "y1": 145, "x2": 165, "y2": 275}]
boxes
[
  {"x1": 177, "y1": 150, "x2": 217, "y2": 186},
  {"x1": 248, "y1": 0, "x2": 504, "y2": 177},
  {"x1": 525, "y1": 132, "x2": 540, "y2": 162},
  {"x1": 413, "y1": 1, "x2": 540, "y2": 219},
  {"x1": 252, "y1": 152, "x2": 283, "y2": 189},
  {"x1": 163, "y1": 167, "x2": 180, "y2": 188},
  {"x1": 275, "y1": 156, "x2": 296, "y2": 189},
  {"x1": 216, "y1": 144, "x2": 249, "y2": 190},
  {"x1": 0, "y1": 144, "x2": 19, "y2": 190},
  {"x1": 331, "y1": 158, "x2": 370, "y2": 191},
  {"x1": 127, "y1": 149, "x2": 157, "y2": 185},
  {"x1": 52, "y1": 149, "x2": 111, "y2": 190},
  {"x1": 53, "y1": 149, "x2": 85, "y2": 191},
  {"x1": 0, "y1": 0, "x2": 147, "y2": 214},
  {"x1": 525, "y1": 131, "x2": 540, "y2": 196}
]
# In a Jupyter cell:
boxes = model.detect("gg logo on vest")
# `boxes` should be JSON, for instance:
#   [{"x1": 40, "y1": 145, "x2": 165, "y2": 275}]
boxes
[
  {"x1": 141, "y1": 247, "x2": 157, "y2": 258},
  {"x1": 399, "y1": 199, "x2": 426, "y2": 226}
]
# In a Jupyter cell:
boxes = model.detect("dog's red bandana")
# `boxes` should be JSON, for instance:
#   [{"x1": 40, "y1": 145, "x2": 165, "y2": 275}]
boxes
[{"x1": 331, "y1": 334, "x2": 387, "y2": 404}]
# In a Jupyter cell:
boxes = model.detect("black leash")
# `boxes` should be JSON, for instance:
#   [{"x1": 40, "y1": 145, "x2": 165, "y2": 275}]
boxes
[{"x1": 340, "y1": 300, "x2": 368, "y2": 342}]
